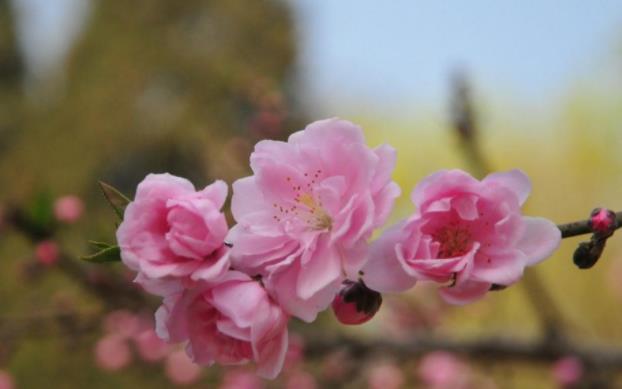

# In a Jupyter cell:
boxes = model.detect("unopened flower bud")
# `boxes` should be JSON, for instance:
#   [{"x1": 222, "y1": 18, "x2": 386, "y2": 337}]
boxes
[
  {"x1": 35, "y1": 240, "x2": 59, "y2": 266},
  {"x1": 589, "y1": 208, "x2": 617, "y2": 238},
  {"x1": 332, "y1": 280, "x2": 382, "y2": 325},
  {"x1": 54, "y1": 195, "x2": 84, "y2": 223},
  {"x1": 573, "y1": 240, "x2": 605, "y2": 269}
]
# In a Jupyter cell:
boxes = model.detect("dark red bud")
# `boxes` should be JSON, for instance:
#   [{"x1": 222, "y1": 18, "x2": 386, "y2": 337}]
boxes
[{"x1": 332, "y1": 280, "x2": 382, "y2": 325}]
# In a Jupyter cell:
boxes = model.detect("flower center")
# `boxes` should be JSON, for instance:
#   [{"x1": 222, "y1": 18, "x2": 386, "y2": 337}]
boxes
[
  {"x1": 433, "y1": 224, "x2": 472, "y2": 258},
  {"x1": 272, "y1": 170, "x2": 332, "y2": 231}
]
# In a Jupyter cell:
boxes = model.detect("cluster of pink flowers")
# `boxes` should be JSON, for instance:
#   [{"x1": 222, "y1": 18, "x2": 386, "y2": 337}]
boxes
[{"x1": 115, "y1": 118, "x2": 562, "y2": 379}]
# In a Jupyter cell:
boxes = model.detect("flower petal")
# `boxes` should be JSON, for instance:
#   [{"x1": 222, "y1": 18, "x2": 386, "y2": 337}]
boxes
[
  {"x1": 483, "y1": 169, "x2": 531, "y2": 206},
  {"x1": 517, "y1": 216, "x2": 561, "y2": 265},
  {"x1": 439, "y1": 279, "x2": 491, "y2": 305}
]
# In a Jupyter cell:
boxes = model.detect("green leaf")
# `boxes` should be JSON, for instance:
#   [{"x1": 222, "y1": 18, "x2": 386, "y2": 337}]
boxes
[
  {"x1": 98, "y1": 181, "x2": 131, "y2": 220},
  {"x1": 81, "y1": 245, "x2": 121, "y2": 263},
  {"x1": 87, "y1": 240, "x2": 114, "y2": 250}
]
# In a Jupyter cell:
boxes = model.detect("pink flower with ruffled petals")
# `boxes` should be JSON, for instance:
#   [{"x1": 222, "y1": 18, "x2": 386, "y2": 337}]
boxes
[
  {"x1": 156, "y1": 271, "x2": 289, "y2": 379},
  {"x1": 116, "y1": 174, "x2": 230, "y2": 294},
  {"x1": 363, "y1": 169, "x2": 561, "y2": 304},
  {"x1": 228, "y1": 118, "x2": 400, "y2": 321}
]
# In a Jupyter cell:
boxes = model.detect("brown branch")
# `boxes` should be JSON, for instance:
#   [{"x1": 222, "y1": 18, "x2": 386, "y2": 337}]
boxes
[
  {"x1": 557, "y1": 211, "x2": 622, "y2": 239},
  {"x1": 305, "y1": 333, "x2": 622, "y2": 371}
]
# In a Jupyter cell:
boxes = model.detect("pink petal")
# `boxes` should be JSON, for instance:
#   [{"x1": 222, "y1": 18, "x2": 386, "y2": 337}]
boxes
[
  {"x1": 483, "y1": 169, "x2": 531, "y2": 206},
  {"x1": 411, "y1": 169, "x2": 479, "y2": 209},
  {"x1": 210, "y1": 279, "x2": 265, "y2": 328},
  {"x1": 439, "y1": 279, "x2": 491, "y2": 305},
  {"x1": 517, "y1": 216, "x2": 561, "y2": 265},
  {"x1": 191, "y1": 249, "x2": 231, "y2": 282},
  {"x1": 290, "y1": 118, "x2": 365, "y2": 146},
  {"x1": 296, "y1": 238, "x2": 342, "y2": 300},
  {"x1": 251, "y1": 302, "x2": 289, "y2": 379},
  {"x1": 268, "y1": 262, "x2": 341, "y2": 322},
  {"x1": 231, "y1": 176, "x2": 267, "y2": 222},
  {"x1": 470, "y1": 249, "x2": 527, "y2": 285},
  {"x1": 370, "y1": 144, "x2": 397, "y2": 193},
  {"x1": 362, "y1": 222, "x2": 417, "y2": 293},
  {"x1": 199, "y1": 179, "x2": 228, "y2": 209}
]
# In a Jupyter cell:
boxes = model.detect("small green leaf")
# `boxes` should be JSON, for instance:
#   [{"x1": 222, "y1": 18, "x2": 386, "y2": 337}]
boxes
[
  {"x1": 81, "y1": 245, "x2": 121, "y2": 263},
  {"x1": 87, "y1": 240, "x2": 114, "y2": 250},
  {"x1": 98, "y1": 181, "x2": 131, "y2": 220}
]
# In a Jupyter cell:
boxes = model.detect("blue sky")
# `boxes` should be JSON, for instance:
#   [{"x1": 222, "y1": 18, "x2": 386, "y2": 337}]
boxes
[
  {"x1": 11, "y1": 0, "x2": 622, "y2": 115},
  {"x1": 291, "y1": 1, "x2": 622, "y2": 114}
]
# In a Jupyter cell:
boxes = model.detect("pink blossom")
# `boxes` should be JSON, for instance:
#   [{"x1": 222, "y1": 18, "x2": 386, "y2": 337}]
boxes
[
  {"x1": 0, "y1": 370, "x2": 14, "y2": 389},
  {"x1": 116, "y1": 174, "x2": 230, "y2": 293},
  {"x1": 417, "y1": 351, "x2": 469, "y2": 388},
  {"x1": 35, "y1": 240, "x2": 59, "y2": 266},
  {"x1": 552, "y1": 356, "x2": 583, "y2": 387},
  {"x1": 156, "y1": 271, "x2": 289, "y2": 379},
  {"x1": 165, "y1": 350, "x2": 202, "y2": 386},
  {"x1": 103, "y1": 310, "x2": 141, "y2": 339},
  {"x1": 363, "y1": 169, "x2": 561, "y2": 304},
  {"x1": 220, "y1": 369, "x2": 264, "y2": 389},
  {"x1": 94, "y1": 334, "x2": 132, "y2": 371},
  {"x1": 229, "y1": 118, "x2": 400, "y2": 321},
  {"x1": 53, "y1": 195, "x2": 84, "y2": 223},
  {"x1": 286, "y1": 370, "x2": 317, "y2": 389},
  {"x1": 134, "y1": 328, "x2": 171, "y2": 362},
  {"x1": 367, "y1": 362, "x2": 404, "y2": 389}
]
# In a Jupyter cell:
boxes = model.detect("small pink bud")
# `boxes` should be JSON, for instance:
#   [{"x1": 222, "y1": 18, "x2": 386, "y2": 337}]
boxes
[
  {"x1": 552, "y1": 356, "x2": 583, "y2": 387},
  {"x1": 103, "y1": 310, "x2": 140, "y2": 339},
  {"x1": 589, "y1": 208, "x2": 617, "y2": 237},
  {"x1": 134, "y1": 329, "x2": 170, "y2": 362},
  {"x1": 219, "y1": 369, "x2": 264, "y2": 389},
  {"x1": 286, "y1": 370, "x2": 317, "y2": 389},
  {"x1": 332, "y1": 280, "x2": 382, "y2": 325},
  {"x1": 367, "y1": 362, "x2": 404, "y2": 389},
  {"x1": 165, "y1": 350, "x2": 202, "y2": 386},
  {"x1": 53, "y1": 195, "x2": 84, "y2": 223},
  {"x1": 94, "y1": 334, "x2": 132, "y2": 371},
  {"x1": 0, "y1": 370, "x2": 14, "y2": 389},
  {"x1": 418, "y1": 351, "x2": 469, "y2": 388},
  {"x1": 35, "y1": 240, "x2": 59, "y2": 266}
]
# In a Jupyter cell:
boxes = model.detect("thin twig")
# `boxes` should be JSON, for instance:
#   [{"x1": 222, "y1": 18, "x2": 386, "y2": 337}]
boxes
[{"x1": 557, "y1": 211, "x2": 622, "y2": 238}]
